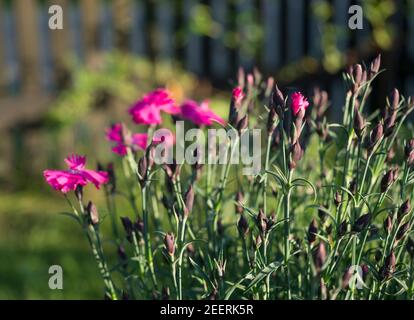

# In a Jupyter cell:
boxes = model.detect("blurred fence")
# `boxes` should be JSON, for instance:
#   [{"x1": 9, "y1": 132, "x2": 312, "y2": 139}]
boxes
[
  {"x1": 1, "y1": 0, "x2": 413, "y2": 97},
  {"x1": 0, "y1": 0, "x2": 414, "y2": 188}
]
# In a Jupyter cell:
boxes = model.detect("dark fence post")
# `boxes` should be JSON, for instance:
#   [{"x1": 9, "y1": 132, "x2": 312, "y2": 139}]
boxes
[
  {"x1": 13, "y1": 0, "x2": 41, "y2": 94},
  {"x1": 155, "y1": 0, "x2": 174, "y2": 61},
  {"x1": 184, "y1": 0, "x2": 203, "y2": 75},
  {"x1": 263, "y1": 0, "x2": 282, "y2": 73},
  {"x1": 211, "y1": 0, "x2": 230, "y2": 81},
  {"x1": 130, "y1": 0, "x2": 147, "y2": 56},
  {"x1": 286, "y1": 0, "x2": 304, "y2": 63}
]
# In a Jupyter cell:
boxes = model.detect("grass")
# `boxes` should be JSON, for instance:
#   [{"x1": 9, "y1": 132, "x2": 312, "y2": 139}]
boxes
[{"x1": 0, "y1": 191, "x2": 108, "y2": 299}]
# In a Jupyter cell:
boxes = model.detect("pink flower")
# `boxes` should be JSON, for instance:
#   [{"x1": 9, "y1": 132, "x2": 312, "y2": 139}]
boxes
[
  {"x1": 129, "y1": 88, "x2": 179, "y2": 125},
  {"x1": 291, "y1": 92, "x2": 309, "y2": 116},
  {"x1": 180, "y1": 100, "x2": 226, "y2": 126},
  {"x1": 106, "y1": 123, "x2": 148, "y2": 156},
  {"x1": 43, "y1": 154, "x2": 108, "y2": 193},
  {"x1": 232, "y1": 87, "x2": 245, "y2": 104}
]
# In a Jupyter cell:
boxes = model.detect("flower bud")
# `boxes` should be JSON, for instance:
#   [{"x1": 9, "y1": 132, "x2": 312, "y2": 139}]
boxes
[
  {"x1": 184, "y1": 184, "x2": 195, "y2": 217},
  {"x1": 338, "y1": 221, "x2": 348, "y2": 237},
  {"x1": 380, "y1": 250, "x2": 396, "y2": 279},
  {"x1": 349, "y1": 179, "x2": 357, "y2": 195},
  {"x1": 271, "y1": 85, "x2": 285, "y2": 118},
  {"x1": 138, "y1": 156, "x2": 147, "y2": 185},
  {"x1": 164, "y1": 232, "x2": 175, "y2": 256},
  {"x1": 235, "y1": 191, "x2": 244, "y2": 214},
  {"x1": 254, "y1": 234, "x2": 262, "y2": 249},
  {"x1": 313, "y1": 242, "x2": 327, "y2": 273},
  {"x1": 404, "y1": 139, "x2": 414, "y2": 158},
  {"x1": 398, "y1": 200, "x2": 411, "y2": 222},
  {"x1": 369, "y1": 54, "x2": 381, "y2": 78},
  {"x1": 237, "y1": 214, "x2": 249, "y2": 238},
  {"x1": 290, "y1": 142, "x2": 303, "y2": 169},
  {"x1": 256, "y1": 209, "x2": 268, "y2": 236},
  {"x1": 405, "y1": 139, "x2": 414, "y2": 167},
  {"x1": 334, "y1": 191, "x2": 342, "y2": 207},
  {"x1": 307, "y1": 218, "x2": 318, "y2": 244},
  {"x1": 237, "y1": 115, "x2": 249, "y2": 133},
  {"x1": 342, "y1": 267, "x2": 353, "y2": 289},
  {"x1": 117, "y1": 245, "x2": 128, "y2": 262},
  {"x1": 86, "y1": 201, "x2": 99, "y2": 225},
  {"x1": 146, "y1": 144, "x2": 156, "y2": 171},
  {"x1": 396, "y1": 222, "x2": 410, "y2": 241},
  {"x1": 353, "y1": 107, "x2": 365, "y2": 139},
  {"x1": 380, "y1": 169, "x2": 396, "y2": 193},
  {"x1": 383, "y1": 215, "x2": 393, "y2": 234},
  {"x1": 352, "y1": 213, "x2": 371, "y2": 233},
  {"x1": 368, "y1": 123, "x2": 383, "y2": 151},
  {"x1": 354, "y1": 64, "x2": 363, "y2": 85},
  {"x1": 267, "y1": 107, "x2": 277, "y2": 135},
  {"x1": 134, "y1": 218, "x2": 144, "y2": 235},
  {"x1": 121, "y1": 216, "x2": 133, "y2": 241}
]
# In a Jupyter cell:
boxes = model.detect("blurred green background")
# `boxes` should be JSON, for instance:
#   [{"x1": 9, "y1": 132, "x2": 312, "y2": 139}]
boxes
[{"x1": 0, "y1": 0, "x2": 413, "y2": 299}]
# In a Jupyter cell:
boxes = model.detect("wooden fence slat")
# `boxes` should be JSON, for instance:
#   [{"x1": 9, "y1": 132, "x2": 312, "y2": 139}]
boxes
[
  {"x1": 80, "y1": 0, "x2": 100, "y2": 59},
  {"x1": 156, "y1": 0, "x2": 174, "y2": 60},
  {"x1": 309, "y1": 0, "x2": 322, "y2": 58},
  {"x1": 68, "y1": 1, "x2": 83, "y2": 60},
  {"x1": 48, "y1": 0, "x2": 70, "y2": 90},
  {"x1": 0, "y1": 3, "x2": 6, "y2": 94},
  {"x1": 184, "y1": 0, "x2": 203, "y2": 75},
  {"x1": 408, "y1": 0, "x2": 414, "y2": 61},
  {"x1": 286, "y1": 0, "x2": 304, "y2": 63},
  {"x1": 334, "y1": 0, "x2": 350, "y2": 52},
  {"x1": 100, "y1": 1, "x2": 113, "y2": 51},
  {"x1": 38, "y1": 5, "x2": 54, "y2": 91},
  {"x1": 113, "y1": 0, "x2": 132, "y2": 51},
  {"x1": 2, "y1": 5, "x2": 19, "y2": 93},
  {"x1": 13, "y1": 0, "x2": 41, "y2": 94},
  {"x1": 211, "y1": 0, "x2": 229, "y2": 79},
  {"x1": 263, "y1": 0, "x2": 281, "y2": 72},
  {"x1": 130, "y1": 0, "x2": 146, "y2": 55},
  {"x1": 237, "y1": 0, "x2": 254, "y2": 70}
]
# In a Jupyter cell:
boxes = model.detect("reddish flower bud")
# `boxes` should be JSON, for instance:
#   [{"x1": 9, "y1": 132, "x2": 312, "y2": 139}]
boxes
[
  {"x1": 383, "y1": 215, "x2": 393, "y2": 234},
  {"x1": 267, "y1": 107, "x2": 278, "y2": 135},
  {"x1": 121, "y1": 216, "x2": 133, "y2": 241},
  {"x1": 256, "y1": 209, "x2": 268, "y2": 236},
  {"x1": 334, "y1": 191, "x2": 342, "y2": 207},
  {"x1": 398, "y1": 200, "x2": 411, "y2": 222},
  {"x1": 237, "y1": 115, "x2": 249, "y2": 133},
  {"x1": 164, "y1": 232, "x2": 175, "y2": 256},
  {"x1": 380, "y1": 169, "x2": 396, "y2": 193},
  {"x1": 396, "y1": 222, "x2": 410, "y2": 241},
  {"x1": 368, "y1": 123, "x2": 383, "y2": 150},
  {"x1": 184, "y1": 184, "x2": 195, "y2": 217},
  {"x1": 235, "y1": 191, "x2": 244, "y2": 214},
  {"x1": 380, "y1": 250, "x2": 396, "y2": 279},
  {"x1": 313, "y1": 242, "x2": 327, "y2": 273},
  {"x1": 353, "y1": 107, "x2": 365, "y2": 139},
  {"x1": 369, "y1": 54, "x2": 381, "y2": 77},
  {"x1": 86, "y1": 201, "x2": 99, "y2": 225},
  {"x1": 237, "y1": 214, "x2": 249, "y2": 238}
]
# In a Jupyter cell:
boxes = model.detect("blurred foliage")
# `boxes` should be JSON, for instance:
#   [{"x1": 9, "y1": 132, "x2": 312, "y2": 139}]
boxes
[{"x1": 45, "y1": 53, "x2": 200, "y2": 128}]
